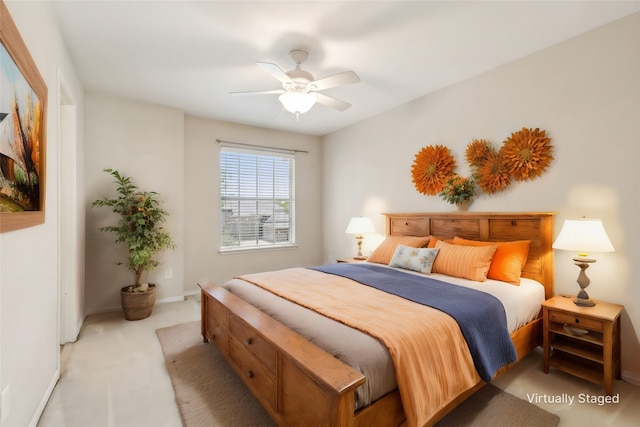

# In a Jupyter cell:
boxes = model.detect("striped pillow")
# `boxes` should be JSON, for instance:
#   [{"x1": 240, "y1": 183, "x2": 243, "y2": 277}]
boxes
[
  {"x1": 452, "y1": 237, "x2": 530, "y2": 285},
  {"x1": 432, "y1": 240, "x2": 497, "y2": 282}
]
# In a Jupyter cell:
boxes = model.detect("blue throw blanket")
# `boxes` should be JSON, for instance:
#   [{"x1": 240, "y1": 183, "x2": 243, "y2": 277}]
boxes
[{"x1": 311, "y1": 263, "x2": 517, "y2": 381}]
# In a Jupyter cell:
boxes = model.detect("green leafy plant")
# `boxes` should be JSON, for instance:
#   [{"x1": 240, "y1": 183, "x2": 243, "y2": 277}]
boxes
[
  {"x1": 92, "y1": 169, "x2": 175, "y2": 291},
  {"x1": 439, "y1": 175, "x2": 476, "y2": 206}
]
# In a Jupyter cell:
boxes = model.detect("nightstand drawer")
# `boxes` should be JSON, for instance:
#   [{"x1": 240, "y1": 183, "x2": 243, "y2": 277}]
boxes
[{"x1": 549, "y1": 311, "x2": 603, "y2": 332}]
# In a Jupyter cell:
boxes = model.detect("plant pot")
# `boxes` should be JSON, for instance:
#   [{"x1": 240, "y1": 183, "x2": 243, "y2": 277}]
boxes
[
  {"x1": 120, "y1": 284, "x2": 157, "y2": 321},
  {"x1": 455, "y1": 199, "x2": 472, "y2": 211}
]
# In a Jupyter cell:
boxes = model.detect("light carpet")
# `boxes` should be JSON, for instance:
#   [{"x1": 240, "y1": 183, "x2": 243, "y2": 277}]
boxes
[{"x1": 157, "y1": 321, "x2": 559, "y2": 427}]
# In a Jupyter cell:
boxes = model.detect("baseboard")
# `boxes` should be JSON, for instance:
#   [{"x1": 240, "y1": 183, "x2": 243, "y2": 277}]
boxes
[
  {"x1": 622, "y1": 370, "x2": 640, "y2": 387},
  {"x1": 86, "y1": 294, "x2": 186, "y2": 316},
  {"x1": 29, "y1": 368, "x2": 60, "y2": 427},
  {"x1": 74, "y1": 315, "x2": 85, "y2": 342},
  {"x1": 157, "y1": 295, "x2": 185, "y2": 304},
  {"x1": 86, "y1": 304, "x2": 121, "y2": 315},
  {"x1": 183, "y1": 289, "x2": 200, "y2": 297}
]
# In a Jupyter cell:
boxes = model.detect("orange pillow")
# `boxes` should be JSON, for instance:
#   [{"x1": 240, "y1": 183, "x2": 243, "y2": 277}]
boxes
[
  {"x1": 432, "y1": 240, "x2": 497, "y2": 282},
  {"x1": 452, "y1": 237, "x2": 530, "y2": 285},
  {"x1": 427, "y1": 236, "x2": 454, "y2": 248},
  {"x1": 368, "y1": 236, "x2": 431, "y2": 265}
]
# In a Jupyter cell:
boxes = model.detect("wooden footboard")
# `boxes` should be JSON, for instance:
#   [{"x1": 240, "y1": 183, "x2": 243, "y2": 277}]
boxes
[{"x1": 200, "y1": 282, "x2": 367, "y2": 426}]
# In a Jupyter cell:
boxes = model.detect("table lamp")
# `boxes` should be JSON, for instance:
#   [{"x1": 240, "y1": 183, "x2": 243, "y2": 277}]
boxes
[
  {"x1": 552, "y1": 218, "x2": 615, "y2": 307},
  {"x1": 345, "y1": 217, "x2": 375, "y2": 260}
]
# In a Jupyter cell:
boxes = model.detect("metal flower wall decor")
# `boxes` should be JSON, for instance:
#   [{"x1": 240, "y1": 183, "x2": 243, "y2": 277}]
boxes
[
  {"x1": 411, "y1": 127, "x2": 553, "y2": 206},
  {"x1": 411, "y1": 145, "x2": 456, "y2": 196},
  {"x1": 502, "y1": 127, "x2": 554, "y2": 182}
]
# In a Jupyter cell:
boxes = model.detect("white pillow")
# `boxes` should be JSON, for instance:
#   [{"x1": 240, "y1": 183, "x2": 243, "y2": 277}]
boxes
[{"x1": 389, "y1": 245, "x2": 440, "y2": 274}]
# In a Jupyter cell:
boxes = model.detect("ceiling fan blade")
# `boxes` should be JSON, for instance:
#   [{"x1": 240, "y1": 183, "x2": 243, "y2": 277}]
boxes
[
  {"x1": 315, "y1": 93, "x2": 351, "y2": 111},
  {"x1": 230, "y1": 89, "x2": 286, "y2": 96},
  {"x1": 310, "y1": 71, "x2": 360, "y2": 91},
  {"x1": 257, "y1": 62, "x2": 294, "y2": 84}
]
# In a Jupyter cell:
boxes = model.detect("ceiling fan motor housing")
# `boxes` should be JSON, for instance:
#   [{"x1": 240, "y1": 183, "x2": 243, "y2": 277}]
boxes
[
  {"x1": 285, "y1": 50, "x2": 314, "y2": 91},
  {"x1": 285, "y1": 70, "x2": 314, "y2": 90}
]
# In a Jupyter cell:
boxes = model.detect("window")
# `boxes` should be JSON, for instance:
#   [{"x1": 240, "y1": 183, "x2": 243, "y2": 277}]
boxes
[{"x1": 220, "y1": 145, "x2": 295, "y2": 251}]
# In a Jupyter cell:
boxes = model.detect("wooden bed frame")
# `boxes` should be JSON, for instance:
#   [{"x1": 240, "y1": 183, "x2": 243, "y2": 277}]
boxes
[{"x1": 200, "y1": 212, "x2": 556, "y2": 426}]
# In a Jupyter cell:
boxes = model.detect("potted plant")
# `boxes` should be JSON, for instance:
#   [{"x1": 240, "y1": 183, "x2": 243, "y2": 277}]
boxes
[
  {"x1": 439, "y1": 174, "x2": 476, "y2": 210},
  {"x1": 92, "y1": 169, "x2": 175, "y2": 320}
]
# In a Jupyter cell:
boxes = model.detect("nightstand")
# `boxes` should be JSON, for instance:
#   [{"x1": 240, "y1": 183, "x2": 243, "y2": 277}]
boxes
[{"x1": 542, "y1": 295, "x2": 623, "y2": 395}]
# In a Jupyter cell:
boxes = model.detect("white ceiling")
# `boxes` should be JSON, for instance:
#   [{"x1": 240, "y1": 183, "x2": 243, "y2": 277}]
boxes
[{"x1": 52, "y1": 1, "x2": 640, "y2": 136}]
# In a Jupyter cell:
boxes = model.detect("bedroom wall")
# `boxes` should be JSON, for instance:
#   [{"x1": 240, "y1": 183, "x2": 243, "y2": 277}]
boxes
[
  {"x1": 0, "y1": 1, "x2": 85, "y2": 426},
  {"x1": 84, "y1": 92, "x2": 185, "y2": 313},
  {"x1": 83, "y1": 102, "x2": 324, "y2": 310},
  {"x1": 182, "y1": 115, "x2": 324, "y2": 293},
  {"x1": 322, "y1": 13, "x2": 640, "y2": 383}
]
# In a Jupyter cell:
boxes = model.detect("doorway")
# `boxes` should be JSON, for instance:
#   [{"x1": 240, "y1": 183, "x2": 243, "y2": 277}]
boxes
[{"x1": 58, "y1": 70, "x2": 83, "y2": 344}]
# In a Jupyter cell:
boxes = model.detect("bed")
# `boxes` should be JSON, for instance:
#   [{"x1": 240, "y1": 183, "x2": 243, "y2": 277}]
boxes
[{"x1": 199, "y1": 212, "x2": 556, "y2": 426}]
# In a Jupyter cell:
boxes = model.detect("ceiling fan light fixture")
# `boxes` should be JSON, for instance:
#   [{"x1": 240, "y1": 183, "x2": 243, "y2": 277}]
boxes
[
  {"x1": 279, "y1": 92, "x2": 317, "y2": 115},
  {"x1": 233, "y1": 49, "x2": 359, "y2": 116}
]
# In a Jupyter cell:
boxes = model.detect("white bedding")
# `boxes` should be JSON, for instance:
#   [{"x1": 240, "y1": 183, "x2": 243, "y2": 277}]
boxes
[{"x1": 398, "y1": 269, "x2": 546, "y2": 332}]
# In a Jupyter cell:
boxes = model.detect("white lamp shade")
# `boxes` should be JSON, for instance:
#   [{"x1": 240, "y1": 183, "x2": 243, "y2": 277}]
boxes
[
  {"x1": 345, "y1": 217, "x2": 375, "y2": 236},
  {"x1": 552, "y1": 219, "x2": 615, "y2": 256},
  {"x1": 279, "y1": 92, "x2": 317, "y2": 114}
]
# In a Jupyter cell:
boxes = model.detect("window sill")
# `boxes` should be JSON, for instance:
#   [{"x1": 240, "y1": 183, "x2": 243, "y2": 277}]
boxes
[{"x1": 219, "y1": 244, "x2": 298, "y2": 255}]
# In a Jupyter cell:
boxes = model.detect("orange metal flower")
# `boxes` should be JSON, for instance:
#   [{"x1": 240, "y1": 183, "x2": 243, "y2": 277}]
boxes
[
  {"x1": 465, "y1": 139, "x2": 494, "y2": 167},
  {"x1": 476, "y1": 151, "x2": 511, "y2": 194},
  {"x1": 411, "y1": 145, "x2": 456, "y2": 195},
  {"x1": 502, "y1": 128, "x2": 553, "y2": 181}
]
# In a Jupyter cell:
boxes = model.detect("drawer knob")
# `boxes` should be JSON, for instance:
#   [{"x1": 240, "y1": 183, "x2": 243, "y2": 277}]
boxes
[
  {"x1": 575, "y1": 318, "x2": 580, "y2": 324},
  {"x1": 246, "y1": 371, "x2": 254, "y2": 379},
  {"x1": 244, "y1": 338, "x2": 253, "y2": 346}
]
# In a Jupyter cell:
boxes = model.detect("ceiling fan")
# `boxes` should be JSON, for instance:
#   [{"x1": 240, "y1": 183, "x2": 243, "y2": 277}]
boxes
[{"x1": 231, "y1": 49, "x2": 360, "y2": 118}]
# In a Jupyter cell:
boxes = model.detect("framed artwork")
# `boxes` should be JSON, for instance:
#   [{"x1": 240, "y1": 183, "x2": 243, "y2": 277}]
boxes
[{"x1": 0, "y1": 0, "x2": 48, "y2": 232}]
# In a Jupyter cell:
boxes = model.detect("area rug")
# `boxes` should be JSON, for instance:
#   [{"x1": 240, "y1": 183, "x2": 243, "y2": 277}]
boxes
[
  {"x1": 435, "y1": 382, "x2": 560, "y2": 427},
  {"x1": 157, "y1": 321, "x2": 559, "y2": 427}
]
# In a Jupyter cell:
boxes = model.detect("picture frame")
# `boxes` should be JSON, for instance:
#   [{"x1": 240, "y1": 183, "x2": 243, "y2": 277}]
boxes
[{"x1": 0, "y1": 0, "x2": 48, "y2": 232}]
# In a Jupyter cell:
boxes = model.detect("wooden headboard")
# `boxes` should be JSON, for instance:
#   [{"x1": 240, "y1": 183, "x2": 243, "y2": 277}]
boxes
[{"x1": 383, "y1": 212, "x2": 556, "y2": 299}]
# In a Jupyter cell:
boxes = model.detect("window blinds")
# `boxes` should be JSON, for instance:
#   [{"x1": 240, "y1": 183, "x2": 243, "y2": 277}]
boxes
[{"x1": 220, "y1": 146, "x2": 295, "y2": 250}]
